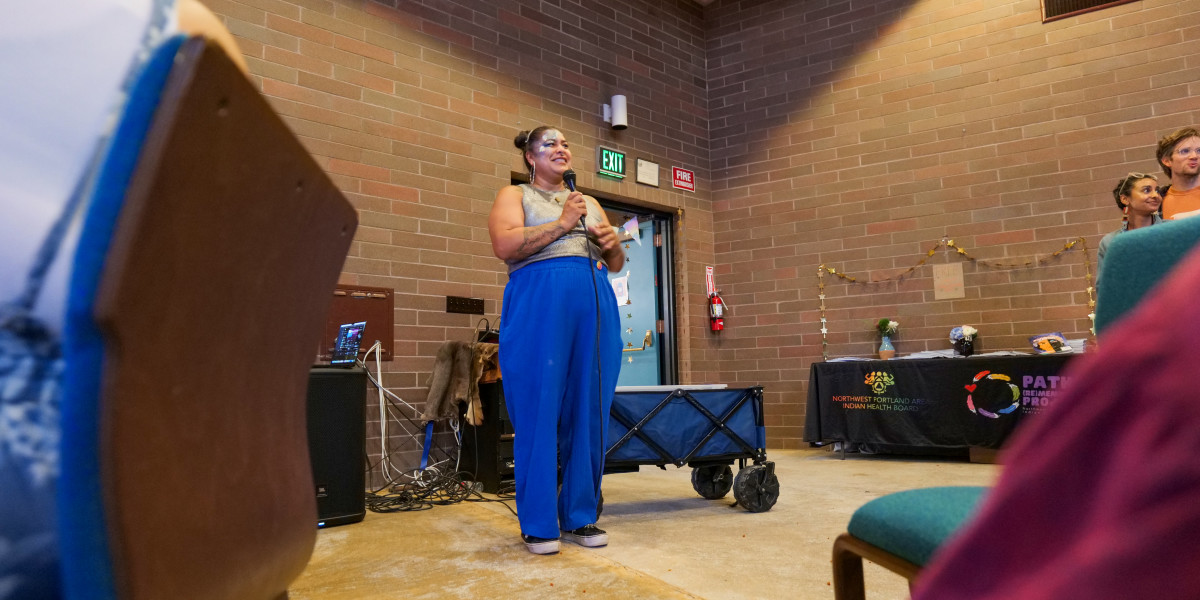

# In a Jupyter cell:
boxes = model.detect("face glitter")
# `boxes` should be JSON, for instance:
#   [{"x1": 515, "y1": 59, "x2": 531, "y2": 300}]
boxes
[{"x1": 535, "y1": 129, "x2": 561, "y2": 155}]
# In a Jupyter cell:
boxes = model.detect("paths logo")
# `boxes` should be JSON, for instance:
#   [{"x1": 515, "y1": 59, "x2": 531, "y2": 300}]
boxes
[
  {"x1": 864, "y1": 371, "x2": 895, "y2": 395},
  {"x1": 965, "y1": 370, "x2": 1020, "y2": 418}
]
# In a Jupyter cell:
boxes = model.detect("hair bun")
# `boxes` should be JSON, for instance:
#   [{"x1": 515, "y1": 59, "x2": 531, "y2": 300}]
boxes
[{"x1": 513, "y1": 130, "x2": 531, "y2": 150}]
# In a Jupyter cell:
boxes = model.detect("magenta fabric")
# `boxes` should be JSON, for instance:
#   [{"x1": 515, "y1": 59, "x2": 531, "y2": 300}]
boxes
[{"x1": 913, "y1": 243, "x2": 1200, "y2": 599}]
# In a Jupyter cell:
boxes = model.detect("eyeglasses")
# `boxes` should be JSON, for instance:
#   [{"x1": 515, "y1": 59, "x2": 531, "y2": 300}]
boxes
[{"x1": 1118, "y1": 172, "x2": 1157, "y2": 192}]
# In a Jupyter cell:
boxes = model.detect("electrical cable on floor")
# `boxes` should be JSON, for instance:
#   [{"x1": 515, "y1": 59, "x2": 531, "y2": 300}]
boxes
[{"x1": 357, "y1": 347, "x2": 518, "y2": 517}]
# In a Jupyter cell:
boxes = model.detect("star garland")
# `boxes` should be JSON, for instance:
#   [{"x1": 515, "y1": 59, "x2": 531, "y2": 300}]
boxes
[{"x1": 816, "y1": 237, "x2": 1094, "y2": 360}]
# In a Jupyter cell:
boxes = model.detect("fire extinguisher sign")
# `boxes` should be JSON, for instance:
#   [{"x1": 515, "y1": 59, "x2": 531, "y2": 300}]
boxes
[
  {"x1": 672, "y1": 167, "x2": 695, "y2": 192},
  {"x1": 705, "y1": 266, "x2": 716, "y2": 296}
]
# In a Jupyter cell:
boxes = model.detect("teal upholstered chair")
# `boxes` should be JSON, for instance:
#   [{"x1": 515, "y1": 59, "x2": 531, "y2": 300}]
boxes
[
  {"x1": 1094, "y1": 216, "x2": 1200, "y2": 334},
  {"x1": 832, "y1": 486, "x2": 988, "y2": 600},
  {"x1": 1, "y1": 36, "x2": 356, "y2": 599}
]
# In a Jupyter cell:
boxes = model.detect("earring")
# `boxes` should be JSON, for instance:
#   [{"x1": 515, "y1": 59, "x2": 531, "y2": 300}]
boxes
[
  {"x1": 1122, "y1": 204, "x2": 1129, "y2": 225},
  {"x1": 530, "y1": 164, "x2": 536, "y2": 185}
]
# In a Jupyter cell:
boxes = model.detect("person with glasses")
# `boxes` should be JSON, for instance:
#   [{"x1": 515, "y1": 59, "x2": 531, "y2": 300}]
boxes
[
  {"x1": 1096, "y1": 172, "x2": 1162, "y2": 291},
  {"x1": 1155, "y1": 127, "x2": 1200, "y2": 220}
]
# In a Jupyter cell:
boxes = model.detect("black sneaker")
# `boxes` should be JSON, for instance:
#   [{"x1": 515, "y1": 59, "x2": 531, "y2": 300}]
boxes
[
  {"x1": 521, "y1": 534, "x2": 560, "y2": 555},
  {"x1": 562, "y1": 524, "x2": 608, "y2": 547}
]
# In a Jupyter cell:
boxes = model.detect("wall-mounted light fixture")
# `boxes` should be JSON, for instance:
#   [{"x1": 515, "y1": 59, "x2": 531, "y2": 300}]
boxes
[{"x1": 602, "y1": 94, "x2": 628, "y2": 130}]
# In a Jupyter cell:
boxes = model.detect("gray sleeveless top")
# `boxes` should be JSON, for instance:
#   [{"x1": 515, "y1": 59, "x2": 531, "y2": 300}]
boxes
[{"x1": 506, "y1": 183, "x2": 604, "y2": 273}]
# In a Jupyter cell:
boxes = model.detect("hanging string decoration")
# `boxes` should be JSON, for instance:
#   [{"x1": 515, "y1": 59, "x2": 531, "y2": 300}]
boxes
[{"x1": 815, "y1": 237, "x2": 1094, "y2": 360}]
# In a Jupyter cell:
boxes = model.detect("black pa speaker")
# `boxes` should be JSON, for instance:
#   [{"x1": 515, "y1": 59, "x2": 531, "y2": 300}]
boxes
[{"x1": 306, "y1": 366, "x2": 367, "y2": 527}]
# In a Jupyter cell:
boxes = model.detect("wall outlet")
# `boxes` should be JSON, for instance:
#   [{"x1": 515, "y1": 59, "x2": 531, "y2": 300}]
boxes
[{"x1": 446, "y1": 296, "x2": 485, "y2": 314}]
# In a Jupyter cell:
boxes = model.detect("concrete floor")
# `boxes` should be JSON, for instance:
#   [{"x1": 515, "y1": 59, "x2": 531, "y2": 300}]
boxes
[{"x1": 289, "y1": 448, "x2": 999, "y2": 600}]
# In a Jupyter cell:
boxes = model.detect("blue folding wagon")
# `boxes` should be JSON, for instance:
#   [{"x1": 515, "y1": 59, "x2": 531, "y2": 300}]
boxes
[{"x1": 604, "y1": 385, "x2": 779, "y2": 512}]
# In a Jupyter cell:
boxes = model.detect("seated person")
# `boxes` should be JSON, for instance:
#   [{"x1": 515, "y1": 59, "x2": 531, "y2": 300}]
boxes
[{"x1": 1096, "y1": 172, "x2": 1161, "y2": 293}]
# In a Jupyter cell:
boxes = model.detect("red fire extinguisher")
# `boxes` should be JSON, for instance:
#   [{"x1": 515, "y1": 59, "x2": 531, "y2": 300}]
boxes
[{"x1": 709, "y1": 291, "x2": 726, "y2": 332}]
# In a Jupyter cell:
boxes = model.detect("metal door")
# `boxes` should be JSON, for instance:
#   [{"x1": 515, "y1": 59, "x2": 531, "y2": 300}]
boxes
[{"x1": 608, "y1": 218, "x2": 660, "y2": 386}]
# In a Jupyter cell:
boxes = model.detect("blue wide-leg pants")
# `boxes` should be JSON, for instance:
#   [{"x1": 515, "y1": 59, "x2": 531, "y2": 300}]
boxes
[{"x1": 499, "y1": 256, "x2": 622, "y2": 539}]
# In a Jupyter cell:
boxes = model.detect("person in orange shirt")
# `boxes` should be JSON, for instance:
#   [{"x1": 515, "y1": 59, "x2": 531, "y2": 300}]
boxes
[{"x1": 1155, "y1": 127, "x2": 1200, "y2": 220}]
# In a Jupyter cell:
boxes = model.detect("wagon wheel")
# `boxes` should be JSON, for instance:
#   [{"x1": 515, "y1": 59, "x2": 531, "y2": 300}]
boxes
[
  {"x1": 691, "y1": 464, "x2": 734, "y2": 499},
  {"x1": 732, "y1": 464, "x2": 779, "y2": 513}
]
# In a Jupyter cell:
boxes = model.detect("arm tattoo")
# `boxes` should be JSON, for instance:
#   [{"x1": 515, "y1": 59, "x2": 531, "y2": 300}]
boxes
[{"x1": 512, "y1": 221, "x2": 569, "y2": 261}]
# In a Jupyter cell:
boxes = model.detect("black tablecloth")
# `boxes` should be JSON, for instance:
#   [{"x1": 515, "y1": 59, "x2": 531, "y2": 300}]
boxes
[{"x1": 805, "y1": 354, "x2": 1076, "y2": 449}]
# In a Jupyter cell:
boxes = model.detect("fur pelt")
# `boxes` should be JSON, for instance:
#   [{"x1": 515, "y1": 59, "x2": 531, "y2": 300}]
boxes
[{"x1": 422, "y1": 341, "x2": 498, "y2": 425}]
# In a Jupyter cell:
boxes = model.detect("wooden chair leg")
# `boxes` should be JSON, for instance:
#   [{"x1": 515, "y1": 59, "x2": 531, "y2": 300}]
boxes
[{"x1": 832, "y1": 533, "x2": 867, "y2": 600}]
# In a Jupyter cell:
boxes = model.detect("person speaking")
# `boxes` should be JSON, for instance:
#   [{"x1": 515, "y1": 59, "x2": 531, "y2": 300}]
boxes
[{"x1": 487, "y1": 126, "x2": 624, "y2": 555}]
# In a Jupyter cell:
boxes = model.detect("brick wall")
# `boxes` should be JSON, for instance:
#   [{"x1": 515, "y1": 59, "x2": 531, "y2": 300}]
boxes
[
  {"x1": 208, "y1": 0, "x2": 1200, "y2": 459},
  {"x1": 706, "y1": 0, "x2": 1200, "y2": 446},
  {"x1": 205, "y1": 0, "x2": 713, "y2": 480}
]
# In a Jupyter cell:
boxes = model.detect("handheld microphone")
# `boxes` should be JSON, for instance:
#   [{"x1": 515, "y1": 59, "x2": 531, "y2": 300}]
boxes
[{"x1": 562, "y1": 169, "x2": 587, "y2": 232}]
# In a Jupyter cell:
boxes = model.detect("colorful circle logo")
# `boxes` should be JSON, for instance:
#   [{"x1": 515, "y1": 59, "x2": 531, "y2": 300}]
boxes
[{"x1": 965, "y1": 370, "x2": 1019, "y2": 418}]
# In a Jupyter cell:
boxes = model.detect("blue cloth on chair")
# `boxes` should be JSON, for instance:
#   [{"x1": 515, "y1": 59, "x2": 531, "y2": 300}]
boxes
[
  {"x1": 847, "y1": 486, "x2": 988, "y2": 566},
  {"x1": 0, "y1": 10, "x2": 180, "y2": 600},
  {"x1": 1094, "y1": 216, "x2": 1200, "y2": 334},
  {"x1": 57, "y1": 34, "x2": 186, "y2": 600}
]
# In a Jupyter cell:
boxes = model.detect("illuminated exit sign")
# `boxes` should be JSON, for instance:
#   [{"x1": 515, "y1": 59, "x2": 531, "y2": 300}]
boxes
[{"x1": 597, "y1": 146, "x2": 626, "y2": 179}]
